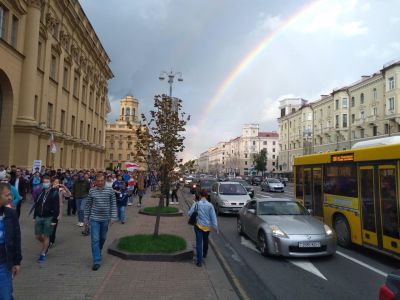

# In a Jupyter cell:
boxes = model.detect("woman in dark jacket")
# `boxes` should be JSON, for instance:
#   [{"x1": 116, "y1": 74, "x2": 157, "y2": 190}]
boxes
[{"x1": 0, "y1": 182, "x2": 22, "y2": 300}]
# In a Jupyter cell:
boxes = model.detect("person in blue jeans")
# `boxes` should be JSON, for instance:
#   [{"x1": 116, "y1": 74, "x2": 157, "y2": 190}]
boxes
[
  {"x1": 84, "y1": 174, "x2": 117, "y2": 271},
  {"x1": 116, "y1": 182, "x2": 129, "y2": 224},
  {"x1": 0, "y1": 183, "x2": 22, "y2": 300},
  {"x1": 188, "y1": 189, "x2": 218, "y2": 267}
]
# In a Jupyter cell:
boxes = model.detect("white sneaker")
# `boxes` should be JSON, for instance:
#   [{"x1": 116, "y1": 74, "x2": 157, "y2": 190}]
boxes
[
  {"x1": 79, "y1": 222, "x2": 84, "y2": 227},
  {"x1": 76, "y1": 222, "x2": 81, "y2": 226},
  {"x1": 128, "y1": 203, "x2": 132, "y2": 206}
]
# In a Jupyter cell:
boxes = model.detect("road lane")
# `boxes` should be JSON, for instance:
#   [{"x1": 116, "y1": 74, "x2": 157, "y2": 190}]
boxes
[{"x1": 181, "y1": 185, "x2": 400, "y2": 300}]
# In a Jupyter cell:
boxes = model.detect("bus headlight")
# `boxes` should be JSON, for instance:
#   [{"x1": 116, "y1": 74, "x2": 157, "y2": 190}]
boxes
[
  {"x1": 324, "y1": 224, "x2": 333, "y2": 236},
  {"x1": 270, "y1": 225, "x2": 288, "y2": 238}
]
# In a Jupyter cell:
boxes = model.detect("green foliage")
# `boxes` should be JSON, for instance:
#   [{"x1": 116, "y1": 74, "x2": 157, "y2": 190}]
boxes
[
  {"x1": 253, "y1": 148, "x2": 268, "y2": 175},
  {"x1": 143, "y1": 206, "x2": 179, "y2": 214},
  {"x1": 117, "y1": 234, "x2": 187, "y2": 253}
]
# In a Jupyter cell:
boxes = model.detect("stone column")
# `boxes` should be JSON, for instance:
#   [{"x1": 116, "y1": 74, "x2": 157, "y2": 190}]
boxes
[{"x1": 17, "y1": 0, "x2": 42, "y2": 124}]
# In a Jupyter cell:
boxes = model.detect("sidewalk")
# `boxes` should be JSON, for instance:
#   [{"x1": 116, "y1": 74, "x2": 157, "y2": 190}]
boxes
[{"x1": 14, "y1": 190, "x2": 238, "y2": 300}]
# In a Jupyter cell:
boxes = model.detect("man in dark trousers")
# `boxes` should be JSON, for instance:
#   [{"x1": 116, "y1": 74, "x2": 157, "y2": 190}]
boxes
[
  {"x1": 10, "y1": 168, "x2": 28, "y2": 219},
  {"x1": 0, "y1": 182, "x2": 22, "y2": 299}
]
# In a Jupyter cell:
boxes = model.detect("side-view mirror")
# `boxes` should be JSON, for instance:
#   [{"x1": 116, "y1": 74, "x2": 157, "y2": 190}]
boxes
[{"x1": 248, "y1": 209, "x2": 256, "y2": 214}]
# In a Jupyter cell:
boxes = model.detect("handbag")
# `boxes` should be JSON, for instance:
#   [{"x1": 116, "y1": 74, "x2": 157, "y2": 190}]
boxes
[{"x1": 188, "y1": 203, "x2": 198, "y2": 226}]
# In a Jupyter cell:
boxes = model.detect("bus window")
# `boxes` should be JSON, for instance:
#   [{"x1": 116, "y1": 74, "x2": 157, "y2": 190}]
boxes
[
  {"x1": 295, "y1": 166, "x2": 303, "y2": 199},
  {"x1": 304, "y1": 169, "x2": 312, "y2": 209},
  {"x1": 313, "y1": 169, "x2": 323, "y2": 218},
  {"x1": 324, "y1": 164, "x2": 358, "y2": 198},
  {"x1": 379, "y1": 168, "x2": 399, "y2": 239},
  {"x1": 360, "y1": 169, "x2": 376, "y2": 232}
]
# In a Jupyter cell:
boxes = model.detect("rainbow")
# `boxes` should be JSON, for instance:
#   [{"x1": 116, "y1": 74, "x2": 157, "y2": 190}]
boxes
[{"x1": 189, "y1": 0, "x2": 322, "y2": 160}]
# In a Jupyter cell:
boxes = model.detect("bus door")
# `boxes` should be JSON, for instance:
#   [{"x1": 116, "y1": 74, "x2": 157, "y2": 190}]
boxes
[
  {"x1": 303, "y1": 168, "x2": 312, "y2": 210},
  {"x1": 312, "y1": 168, "x2": 324, "y2": 220},
  {"x1": 359, "y1": 166, "x2": 379, "y2": 247},
  {"x1": 378, "y1": 165, "x2": 400, "y2": 254}
]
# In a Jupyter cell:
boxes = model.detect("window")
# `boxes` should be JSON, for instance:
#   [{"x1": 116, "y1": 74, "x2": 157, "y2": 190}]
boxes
[
  {"x1": 335, "y1": 99, "x2": 339, "y2": 110},
  {"x1": 63, "y1": 65, "x2": 69, "y2": 89},
  {"x1": 60, "y1": 110, "x2": 65, "y2": 133},
  {"x1": 110, "y1": 142, "x2": 114, "y2": 149},
  {"x1": 342, "y1": 114, "x2": 347, "y2": 128},
  {"x1": 323, "y1": 164, "x2": 357, "y2": 197},
  {"x1": 98, "y1": 130, "x2": 101, "y2": 144},
  {"x1": 87, "y1": 124, "x2": 90, "y2": 141},
  {"x1": 272, "y1": 155, "x2": 275, "y2": 159},
  {"x1": 351, "y1": 114, "x2": 355, "y2": 124},
  {"x1": 0, "y1": 5, "x2": 7, "y2": 39},
  {"x1": 388, "y1": 77, "x2": 395, "y2": 91},
  {"x1": 253, "y1": 141, "x2": 256, "y2": 146},
  {"x1": 127, "y1": 142, "x2": 132, "y2": 150},
  {"x1": 295, "y1": 166, "x2": 303, "y2": 198},
  {"x1": 127, "y1": 153, "x2": 131, "y2": 160},
  {"x1": 379, "y1": 168, "x2": 399, "y2": 239},
  {"x1": 245, "y1": 161, "x2": 247, "y2": 165},
  {"x1": 80, "y1": 121, "x2": 84, "y2": 139},
  {"x1": 82, "y1": 84, "x2": 87, "y2": 103},
  {"x1": 119, "y1": 142, "x2": 122, "y2": 150},
  {"x1": 34, "y1": 95, "x2": 38, "y2": 120},
  {"x1": 71, "y1": 115, "x2": 75, "y2": 137},
  {"x1": 110, "y1": 153, "x2": 113, "y2": 160},
  {"x1": 335, "y1": 115, "x2": 339, "y2": 128},
  {"x1": 263, "y1": 141, "x2": 267, "y2": 145},
  {"x1": 37, "y1": 41, "x2": 43, "y2": 69},
  {"x1": 272, "y1": 162, "x2": 275, "y2": 166},
  {"x1": 351, "y1": 96, "x2": 355, "y2": 107},
  {"x1": 244, "y1": 153, "x2": 248, "y2": 158},
  {"x1": 50, "y1": 55, "x2": 57, "y2": 80},
  {"x1": 373, "y1": 126, "x2": 378, "y2": 136},
  {"x1": 89, "y1": 90, "x2": 94, "y2": 109},
  {"x1": 10, "y1": 15, "x2": 18, "y2": 47},
  {"x1": 342, "y1": 98, "x2": 348, "y2": 109},
  {"x1": 372, "y1": 88, "x2": 377, "y2": 101},
  {"x1": 118, "y1": 154, "x2": 122, "y2": 160},
  {"x1": 93, "y1": 127, "x2": 96, "y2": 143},
  {"x1": 360, "y1": 128, "x2": 365, "y2": 138},
  {"x1": 360, "y1": 93, "x2": 364, "y2": 104},
  {"x1": 351, "y1": 131, "x2": 355, "y2": 139},
  {"x1": 73, "y1": 73, "x2": 79, "y2": 97},
  {"x1": 373, "y1": 107, "x2": 377, "y2": 116},
  {"x1": 47, "y1": 103, "x2": 53, "y2": 128},
  {"x1": 388, "y1": 97, "x2": 395, "y2": 111},
  {"x1": 385, "y1": 124, "x2": 389, "y2": 134},
  {"x1": 272, "y1": 148, "x2": 275, "y2": 152},
  {"x1": 273, "y1": 141, "x2": 276, "y2": 145},
  {"x1": 360, "y1": 111, "x2": 365, "y2": 119}
]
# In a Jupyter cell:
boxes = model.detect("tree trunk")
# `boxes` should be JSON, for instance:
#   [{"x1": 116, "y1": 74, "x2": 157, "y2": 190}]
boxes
[{"x1": 153, "y1": 195, "x2": 163, "y2": 239}]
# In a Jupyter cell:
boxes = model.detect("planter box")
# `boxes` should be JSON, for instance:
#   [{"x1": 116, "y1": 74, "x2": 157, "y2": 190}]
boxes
[{"x1": 107, "y1": 238, "x2": 193, "y2": 262}]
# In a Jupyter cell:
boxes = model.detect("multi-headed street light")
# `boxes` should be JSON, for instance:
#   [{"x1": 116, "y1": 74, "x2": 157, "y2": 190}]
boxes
[{"x1": 158, "y1": 70, "x2": 183, "y2": 98}]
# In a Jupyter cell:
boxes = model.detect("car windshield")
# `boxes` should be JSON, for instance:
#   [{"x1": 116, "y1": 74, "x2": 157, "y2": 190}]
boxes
[
  {"x1": 258, "y1": 201, "x2": 308, "y2": 215},
  {"x1": 268, "y1": 178, "x2": 281, "y2": 183},
  {"x1": 201, "y1": 180, "x2": 216, "y2": 188},
  {"x1": 219, "y1": 184, "x2": 247, "y2": 195},
  {"x1": 235, "y1": 180, "x2": 250, "y2": 187}
]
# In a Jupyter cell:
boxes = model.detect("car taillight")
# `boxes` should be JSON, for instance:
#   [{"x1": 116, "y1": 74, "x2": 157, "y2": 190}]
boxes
[{"x1": 379, "y1": 284, "x2": 396, "y2": 300}]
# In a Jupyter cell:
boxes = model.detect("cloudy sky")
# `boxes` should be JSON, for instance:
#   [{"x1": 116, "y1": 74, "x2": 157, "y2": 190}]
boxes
[{"x1": 80, "y1": 0, "x2": 400, "y2": 161}]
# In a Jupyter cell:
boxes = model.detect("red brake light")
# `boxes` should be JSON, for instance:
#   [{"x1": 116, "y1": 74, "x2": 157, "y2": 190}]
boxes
[{"x1": 379, "y1": 284, "x2": 396, "y2": 300}]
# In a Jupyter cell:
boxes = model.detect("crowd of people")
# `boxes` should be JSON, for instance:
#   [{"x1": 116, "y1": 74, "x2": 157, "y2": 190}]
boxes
[{"x1": 0, "y1": 164, "x2": 162, "y2": 300}]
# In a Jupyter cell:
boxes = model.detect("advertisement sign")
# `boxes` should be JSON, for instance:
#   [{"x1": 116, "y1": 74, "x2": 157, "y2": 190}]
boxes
[{"x1": 32, "y1": 160, "x2": 42, "y2": 173}]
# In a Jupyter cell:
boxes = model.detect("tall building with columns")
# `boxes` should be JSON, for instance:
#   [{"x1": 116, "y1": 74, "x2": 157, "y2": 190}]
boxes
[
  {"x1": 0, "y1": 0, "x2": 113, "y2": 169},
  {"x1": 104, "y1": 95, "x2": 140, "y2": 169}
]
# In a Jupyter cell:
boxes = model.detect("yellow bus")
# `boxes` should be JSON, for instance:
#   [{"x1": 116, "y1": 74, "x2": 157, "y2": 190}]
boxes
[{"x1": 294, "y1": 138, "x2": 400, "y2": 257}]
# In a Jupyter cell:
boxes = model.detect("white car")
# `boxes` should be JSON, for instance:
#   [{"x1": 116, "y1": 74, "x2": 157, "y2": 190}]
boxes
[
  {"x1": 210, "y1": 182, "x2": 251, "y2": 215},
  {"x1": 261, "y1": 178, "x2": 285, "y2": 192}
]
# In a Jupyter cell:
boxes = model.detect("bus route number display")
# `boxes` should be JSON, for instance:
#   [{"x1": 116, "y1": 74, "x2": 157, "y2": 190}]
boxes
[{"x1": 331, "y1": 153, "x2": 354, "y2": 162}]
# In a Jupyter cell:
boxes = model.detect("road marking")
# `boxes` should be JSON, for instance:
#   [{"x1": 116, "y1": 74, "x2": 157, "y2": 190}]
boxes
[
  {"x1": 255, "y1": 194, "x2": 271, "y2": 198},
  {"x1": 336, "y1": 251, "x2": 388, "y2": 277},
  {"x1": 287, "y1": 259, "x2": 327, "y2": 281},
  {"x1": 240, "y1": 237, "x2": 327, "y2": 280}
]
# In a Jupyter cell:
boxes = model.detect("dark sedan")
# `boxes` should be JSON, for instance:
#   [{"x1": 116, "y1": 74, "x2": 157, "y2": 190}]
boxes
[
  {"x1": 196, "y1": 178, "x2": 217, "y2": 199},
  {"x1": 232, "y1": 179, "x2": 255, "y2": 198},
  {"x1": 251, "y1": 176, "x2": 263, "y2": 186}
]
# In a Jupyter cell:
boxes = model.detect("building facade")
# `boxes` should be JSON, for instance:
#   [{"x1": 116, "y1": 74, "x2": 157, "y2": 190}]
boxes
[
  {"x1": 0, "y1": 0, "x2": 113, "y2": 169},
  {"x1": 104, "y1": 95, "x2": 140, "y2": 169},
  {"x1": 278, "y1": 60, "x2": 400, "y2": 173},
  {"x1": 197, "y1": 124, "x2": 279, "y2": 176}
]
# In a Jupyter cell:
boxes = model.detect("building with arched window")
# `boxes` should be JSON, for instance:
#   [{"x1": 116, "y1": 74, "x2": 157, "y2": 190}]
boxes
[
  {"x1": 0, "y1": 0, "x2": 113, "y2": 169},
  {"x1": 105, "y1": 95, "x2": 140, "y2": 169}
]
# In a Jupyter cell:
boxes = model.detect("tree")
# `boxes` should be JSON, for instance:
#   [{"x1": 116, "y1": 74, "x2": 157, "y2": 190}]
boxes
[
  {"x1": 135, "y1": 94, "x2": 190, "y2": 238},
  {"x1": 253, "y1": 149, "x2": 268, "y2": 176}
]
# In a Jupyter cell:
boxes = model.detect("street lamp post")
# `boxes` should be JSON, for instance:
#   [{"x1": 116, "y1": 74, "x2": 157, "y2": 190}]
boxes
[{"x1": 158, "y1": 70, "x2": 183, "y2": 97}]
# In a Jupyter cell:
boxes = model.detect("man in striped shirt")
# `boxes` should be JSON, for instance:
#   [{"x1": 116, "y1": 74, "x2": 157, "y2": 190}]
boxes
[{"x1": 84, "y1": 173, "x2": 117, "y2": 271}]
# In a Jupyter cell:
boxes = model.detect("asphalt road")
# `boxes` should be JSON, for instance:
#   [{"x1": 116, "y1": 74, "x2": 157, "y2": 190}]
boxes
[{"x1": 181, "y1": 184, "x2": 400, "y2": 300}]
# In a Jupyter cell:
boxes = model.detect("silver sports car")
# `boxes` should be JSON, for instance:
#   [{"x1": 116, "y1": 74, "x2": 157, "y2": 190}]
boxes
[{"x1": 237, "y1": 198, "x2": 336, "y2": 257}]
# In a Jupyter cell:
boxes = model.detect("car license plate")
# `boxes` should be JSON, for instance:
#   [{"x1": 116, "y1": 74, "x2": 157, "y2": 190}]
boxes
[{"x1": 298, "y1": 242, "x2": 321, "y2": 248}]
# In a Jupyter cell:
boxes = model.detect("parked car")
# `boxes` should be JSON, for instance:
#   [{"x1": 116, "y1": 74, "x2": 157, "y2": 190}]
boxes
[
  {"x1": 196, "y1": 178, "x2": 218, "y2": 200},
  {"x1": 184, "y1": 176, "x2": 193, "y2": 187},
  {"x1": 231, "y1": 179, "x2": 255, "y2": 198},
  {"x1": 260, "y1": 178, "x2": 285, "y2": 192},
  {"x1": 237, "y1": 199, "x2": 337, "y2": 257},
  {"x1": 210, "y1": 182, "x2": 251, "y2": 215},
  {"x1": 379, "y1": 269, "x2": 400, "y2": 300},
  {"x1": 251, "y1": 176, "x2": 263, "y2": 186}
]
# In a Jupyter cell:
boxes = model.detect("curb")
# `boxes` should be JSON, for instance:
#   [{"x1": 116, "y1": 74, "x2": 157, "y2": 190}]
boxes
[
  {"x1": 107, "y1": 238, "x2": 193, "y2": 262},
  {"x1": 181, "y1": 190, "x2": 250, "y2": 300},
  {"x1": 138, "y1": 208, "x2": 183, "y2": 217}
]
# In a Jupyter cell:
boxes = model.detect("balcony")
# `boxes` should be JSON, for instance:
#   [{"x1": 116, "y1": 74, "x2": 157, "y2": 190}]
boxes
[
  {"x1": 367, "y1": 115, "x2": 377, "y2": 125},
  {"x1": 354, "y1": 118, "x2": 365, "y2": 128}
]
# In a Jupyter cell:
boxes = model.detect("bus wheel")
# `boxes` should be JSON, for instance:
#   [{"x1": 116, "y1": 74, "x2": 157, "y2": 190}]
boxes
[{"x1": 334, "y1": 215, "x2": 351, "y2": 248}]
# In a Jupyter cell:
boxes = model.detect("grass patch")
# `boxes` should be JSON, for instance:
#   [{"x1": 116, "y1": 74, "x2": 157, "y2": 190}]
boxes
[
  {"x1": 143, "y1": 206, "x2": 179, "y2": 214},
  {"x1": 117, "y1": 234, "x2": 187, "y2": 253}
]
